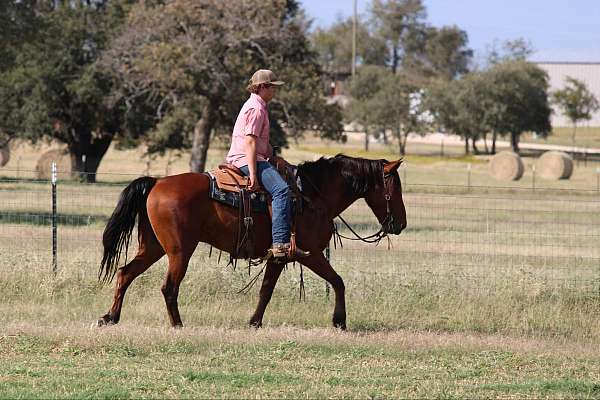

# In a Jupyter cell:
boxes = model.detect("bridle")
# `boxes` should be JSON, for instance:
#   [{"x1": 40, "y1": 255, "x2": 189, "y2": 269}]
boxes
[
  {"x1": 302, "y1": 168, "x2": 397, "y2": 245},
  {"x1": 334, "y1": 170, "x2": 396, "y2": 245}
]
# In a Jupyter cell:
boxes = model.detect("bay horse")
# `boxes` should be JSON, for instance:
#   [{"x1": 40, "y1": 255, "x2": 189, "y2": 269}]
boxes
[{"x1": 96, "y1": 154, "x2": 406, "y2": 330}]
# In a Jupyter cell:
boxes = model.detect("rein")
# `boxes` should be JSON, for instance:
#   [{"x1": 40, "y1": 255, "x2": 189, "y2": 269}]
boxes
[{"x1": 301, "y1": 169, "x2": 395, "y2": 246}]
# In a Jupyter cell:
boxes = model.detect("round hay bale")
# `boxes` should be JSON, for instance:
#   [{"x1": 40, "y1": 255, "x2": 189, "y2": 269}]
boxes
[
  {"x1": 36, "y1": 149, "x2": 71, "y2": 180},
  {"x1": 489, "y1": 151, "x2": 524, "y2": 181},
  {"x1": 536, "y1": 151, "x2": 573, "y2": 180},
  {"x1": 0, "y1": 146, "x2": 9, "y2": 167}
]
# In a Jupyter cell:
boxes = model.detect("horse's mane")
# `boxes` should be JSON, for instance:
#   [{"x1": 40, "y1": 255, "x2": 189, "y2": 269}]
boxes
[{"x1": 298, "y1": 154, "x2": 386, "y2": 195}]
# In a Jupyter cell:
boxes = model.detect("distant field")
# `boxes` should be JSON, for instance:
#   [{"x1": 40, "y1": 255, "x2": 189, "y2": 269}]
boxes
[{"x1": 523, "y1": 126, "x2": 600, "y2": 148}]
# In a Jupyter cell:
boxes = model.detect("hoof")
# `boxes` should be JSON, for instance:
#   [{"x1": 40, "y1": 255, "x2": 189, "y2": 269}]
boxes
[
  {"x1": 249, "y1": 320, "x2": 262, "y2": 329},
  {"x1": 333, "y1": 321, "x2": 347, "y2": 331},
  {"x1": 95, "y1": 314, "x2": 115, "y2": 328}
]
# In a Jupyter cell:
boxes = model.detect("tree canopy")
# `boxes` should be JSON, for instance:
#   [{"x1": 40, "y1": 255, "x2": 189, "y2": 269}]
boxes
[
  {"x1": 427, "y1": 60, "x2": 551, "y2": 154},
  {"x1": 552, "y1": 76, "x2": 600, "y2": 147},
  {"x1": 105, "y1": 0, "x2": 343, "y2": 173},
  {"x1": 0, "y1": 0, "x2": 133, "y2": 181}
]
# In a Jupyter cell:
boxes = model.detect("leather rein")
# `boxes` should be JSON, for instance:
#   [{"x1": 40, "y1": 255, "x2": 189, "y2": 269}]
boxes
[{"x1": 302, "y1": 169, "x2": 396, "y2": 245}]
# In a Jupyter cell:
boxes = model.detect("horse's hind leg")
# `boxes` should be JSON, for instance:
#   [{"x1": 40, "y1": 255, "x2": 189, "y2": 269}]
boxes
[
  {"x1": 97, "y1": 219, "x2": 165, "y2": 326},
  {"x1": 249, "y1": 261, "x2": 285, "y2": 328},
  {"x1": 161, "y1": 246, "x2": 197, "y2": 328},
  {"x1": 301, "y1": 253, "x2": 347, "y2": 330}
]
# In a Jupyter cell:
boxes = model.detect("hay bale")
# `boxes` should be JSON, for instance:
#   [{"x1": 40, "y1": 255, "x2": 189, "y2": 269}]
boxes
[
  {"x1": 0, "y1": 146, "x2": 9, "y2": 167},
  {"x1": 489, "y1": 151, "x2": 524, "y2": 181},
  {"x1": 36, "y1": 149, "x2": 71, "y2": 180},
  {"x1": 536, "y1": 151, "x2": 573, "y2": 180}
]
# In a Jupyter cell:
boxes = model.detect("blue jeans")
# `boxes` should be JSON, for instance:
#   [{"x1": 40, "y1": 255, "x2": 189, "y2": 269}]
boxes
[{"x1": 240, "y1": 162, "x2": 290, "y2": 245}]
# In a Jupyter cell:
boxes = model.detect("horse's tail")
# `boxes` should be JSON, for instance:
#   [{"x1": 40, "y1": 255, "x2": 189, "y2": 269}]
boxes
[{"x1": 99, "y1": 176, "x2": 157, "y2": 284}]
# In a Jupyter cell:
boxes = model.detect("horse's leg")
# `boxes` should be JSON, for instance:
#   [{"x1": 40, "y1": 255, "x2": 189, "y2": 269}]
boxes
[
  {"x1": 301, "y1": 253, "x2": 347, "y2": 330},
  {"x1": 161, "y1": 246, "x2": 196, "y2": 328},
  {"x1": 249, "y1": 261, "x2": 285, "y2": 328},
  {"x1": 97, "y1": 219, "x2": 165, "y2": 326}
]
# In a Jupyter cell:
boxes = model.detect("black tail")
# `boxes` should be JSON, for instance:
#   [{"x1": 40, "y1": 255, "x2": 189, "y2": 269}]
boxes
[{"x1": 99, "y1": 176, "x2": 157, "y2": 284}]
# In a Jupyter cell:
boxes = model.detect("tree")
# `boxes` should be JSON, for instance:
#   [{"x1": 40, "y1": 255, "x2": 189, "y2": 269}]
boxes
[
  {"x1": 370, "y1": 0, "x2": 427, "y2": 74},
  {"x1": 426, "y1": 73, "x2": 489, "y2": 154},
  {"x1": 0, "y1": 0, "x2": 39, "y2": 148},
  {"x1": 483, "y1": 61, "x2": 551, "y2": 153},
  {"x1": 0, "y1": 1, "x2": 135, "y2": 182},
  {"x1": 420, "y1": 25, "x2": 472, "y2": 80},
  {"x1": 346, "y1": 65, "x2": 417, "y2": 154},
  {"x1": 486, "y1": 38, "x2": 534, "y2": 66},
  {"x1": 311, "y1": 16, "x2": 387, "y2": 76},
  {"x1": 552, "y1": 77, "x2": 599, "y2": 148},
  {"x1": 105, "y1": 0, "x2": 343, "y2": 173}
]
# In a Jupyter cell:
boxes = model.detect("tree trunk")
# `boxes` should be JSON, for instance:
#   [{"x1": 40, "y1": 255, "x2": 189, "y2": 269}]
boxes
[
  {"x1": 482, "y1": 132, "x2": 489, "y2": 154},
  {"x1": 391, "y1": 46, "x2": 399, "y2": 74},
  {"x1": 381, "y1": 128, "x2": 388, "y2": 145},
  {"x1": 364, "y1": 129, "x2": 369, "y2": 152},
  {"x1": 399, "y1": 131, "x2": 407, "y2": 156},
  {"x1": 510, "y1": 131, "x2": 520, "y2": 154},
  {"x1": 491, "y1": 131, "x2": 497, "y2": 154},
  {"x1": 472, "y1": 137, "x2": 479, "y2": 154},
  {"x1": 395, "y1": 126, "x2": 406, "y2": 156},
  {"x1": 68, "y1": 129, "x2": 113, "y2": 183},
  {"x1": 190, "y1": 102, "x2": 217, "y2": 173},
  {"x1": 572, "y1": 122, "x2": 577, "y2": 149},
  {"x1": 464, "y1": 136, "x2": 470, "y2": 155}
]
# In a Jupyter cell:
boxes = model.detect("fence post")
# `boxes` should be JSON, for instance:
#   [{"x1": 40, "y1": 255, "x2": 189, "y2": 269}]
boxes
[
  {"x1": 324, "y1": 242, "x2": 330, "y2": 298},
  {"x1": 52, "y1": 161, "x2": 57, "y2": 275},
  {"x1": 467, "y1": 163, "x2": 471, "y2": 189}
]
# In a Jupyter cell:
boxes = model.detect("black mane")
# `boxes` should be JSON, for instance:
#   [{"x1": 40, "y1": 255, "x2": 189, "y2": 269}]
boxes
[{"x1": 298, "y1": 154, "x2": 386, "y2": 196}]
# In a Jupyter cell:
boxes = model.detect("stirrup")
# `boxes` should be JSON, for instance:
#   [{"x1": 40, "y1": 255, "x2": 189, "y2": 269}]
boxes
[{"x1": 268, "y1": 243, "x2": 310, "y2": 262}]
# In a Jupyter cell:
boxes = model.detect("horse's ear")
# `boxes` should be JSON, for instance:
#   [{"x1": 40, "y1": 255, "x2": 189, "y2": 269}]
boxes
[{"x1": 384, "y1": 159, "x2": 402, "y2": 174}]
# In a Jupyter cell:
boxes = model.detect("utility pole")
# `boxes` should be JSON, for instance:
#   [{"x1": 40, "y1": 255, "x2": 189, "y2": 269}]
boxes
[{"x1": 352, "y1": 0, "x2": 357, "y2": 77}]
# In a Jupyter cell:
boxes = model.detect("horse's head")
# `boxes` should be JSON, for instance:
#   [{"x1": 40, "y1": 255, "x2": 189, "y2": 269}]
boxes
[{"x1": 364, "y1": 159, "x2": 407, "y2": 235}]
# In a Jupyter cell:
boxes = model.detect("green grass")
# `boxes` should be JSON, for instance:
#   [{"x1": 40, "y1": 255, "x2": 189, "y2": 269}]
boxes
[{"x1": 2, "y1": 327, "x2": 600, "y2": 398}]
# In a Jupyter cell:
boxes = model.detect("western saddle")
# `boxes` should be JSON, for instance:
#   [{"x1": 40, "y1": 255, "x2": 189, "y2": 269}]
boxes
[{"x1": 207, "y1": 156, "x2": 303, "y2": 262}]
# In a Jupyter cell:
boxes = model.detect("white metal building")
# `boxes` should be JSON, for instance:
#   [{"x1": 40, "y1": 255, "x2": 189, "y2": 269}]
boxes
[{"x1": 535, "y1": 62, "x2": 600, "y2": 127}]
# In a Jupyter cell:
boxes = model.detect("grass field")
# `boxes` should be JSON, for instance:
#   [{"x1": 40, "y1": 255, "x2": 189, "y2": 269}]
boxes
[{"x1": 2, "y1": 139, "x2": 600, "y2": 398}]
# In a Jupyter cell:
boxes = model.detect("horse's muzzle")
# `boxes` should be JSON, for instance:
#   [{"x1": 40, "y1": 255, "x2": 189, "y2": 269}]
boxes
[{"x1": 385, "y1": 219, "x2": 406, "y2": 235}]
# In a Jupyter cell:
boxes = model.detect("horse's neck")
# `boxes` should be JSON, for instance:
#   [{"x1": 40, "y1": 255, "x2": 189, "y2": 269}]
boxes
[{"x1": 313, "y1": 181, "x2": 361, "y2": 219}]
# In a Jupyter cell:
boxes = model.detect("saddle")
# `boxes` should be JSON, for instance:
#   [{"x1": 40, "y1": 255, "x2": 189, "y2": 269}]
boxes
[
  {"x1": 211, "y1": 156, "x2": 301, "y2": 195},
  {"x1": 206, "y1": 156, "x2": 304, "y2": 261}
]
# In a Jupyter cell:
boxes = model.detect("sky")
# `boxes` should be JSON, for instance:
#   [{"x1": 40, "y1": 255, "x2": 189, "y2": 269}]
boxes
[{"x1": 299, "y1": 0, "x2": 600, "y2": 63}]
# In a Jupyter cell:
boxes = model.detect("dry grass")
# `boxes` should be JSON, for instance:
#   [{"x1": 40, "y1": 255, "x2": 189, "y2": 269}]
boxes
[{"x1": 2, "y1": 138, "x2": 600, "y2": 398}]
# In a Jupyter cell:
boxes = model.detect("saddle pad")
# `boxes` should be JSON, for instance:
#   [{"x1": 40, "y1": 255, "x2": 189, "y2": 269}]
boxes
[{"x1": 206, "y1": 172, "x2": 269, "y2": 214}]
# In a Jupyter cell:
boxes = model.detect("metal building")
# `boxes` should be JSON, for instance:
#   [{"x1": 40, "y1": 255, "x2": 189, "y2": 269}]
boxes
[{"x1": 535, "y1": 62, "x2": 600, "y2": 127}]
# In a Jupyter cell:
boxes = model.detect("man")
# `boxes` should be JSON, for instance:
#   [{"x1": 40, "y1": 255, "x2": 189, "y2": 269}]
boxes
[{"x1": 226, "y1": 69, "x2": 309, "y2": 261}]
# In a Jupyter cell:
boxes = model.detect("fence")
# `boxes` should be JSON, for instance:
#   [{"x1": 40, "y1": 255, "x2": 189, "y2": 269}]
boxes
[{"x1": 1, "y1": 168, "x2": 600, "y2": 298}]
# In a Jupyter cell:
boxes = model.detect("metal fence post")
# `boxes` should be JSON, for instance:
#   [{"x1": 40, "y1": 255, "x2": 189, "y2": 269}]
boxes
[
  {"x1": 325, "y1": 242, "x2": 330, "y2": 298},
  {"x1": 52, "y1": 161, "x2": 57, "y2": 275},
  {"x1": 467, "y1": 163, "x2": 471, "y2": 189}
]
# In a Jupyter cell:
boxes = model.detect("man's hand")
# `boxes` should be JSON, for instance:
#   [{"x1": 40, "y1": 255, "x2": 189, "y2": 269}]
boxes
[{"x1": 248, "y1": 174, "x2": 259, "y2": 191}]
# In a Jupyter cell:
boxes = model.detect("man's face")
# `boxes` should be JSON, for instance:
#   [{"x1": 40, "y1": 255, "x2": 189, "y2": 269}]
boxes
[{"x1": 259, "y1": 84, "x2": 278, "y2": 102}]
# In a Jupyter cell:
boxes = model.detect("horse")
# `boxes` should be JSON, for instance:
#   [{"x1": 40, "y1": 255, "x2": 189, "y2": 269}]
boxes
[{"x1": 96, "y1": 154, "x2": 407, "y2": 330}]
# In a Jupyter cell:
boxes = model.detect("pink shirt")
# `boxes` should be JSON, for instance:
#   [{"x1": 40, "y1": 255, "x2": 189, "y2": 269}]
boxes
[{"x1": 226, "y1": 93, "x2": 270, "y2": 168}]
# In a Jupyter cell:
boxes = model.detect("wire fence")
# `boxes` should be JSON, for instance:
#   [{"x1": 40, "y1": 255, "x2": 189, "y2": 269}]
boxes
[{"x1": 1, "y1": 168, "x2": 600, "y2": 297}]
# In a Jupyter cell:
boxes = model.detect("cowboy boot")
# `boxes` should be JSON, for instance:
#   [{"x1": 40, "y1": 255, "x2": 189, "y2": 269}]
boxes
[{"x1": 269, "y1": 243, "x2": 310, "y2": 261}]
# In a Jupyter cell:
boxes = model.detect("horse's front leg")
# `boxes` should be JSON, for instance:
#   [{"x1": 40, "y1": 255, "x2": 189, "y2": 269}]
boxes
[
  {"x1": 249, "y1": 261, "x2": 285, "y2": 328},
  {"x1": 301, "y1": 253, "x2": 346, "y2": 330}
]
